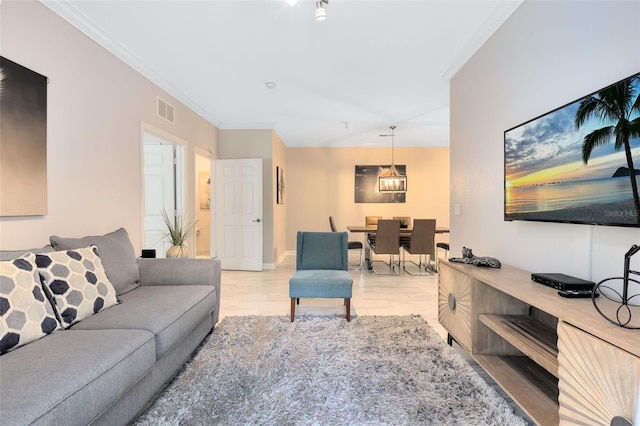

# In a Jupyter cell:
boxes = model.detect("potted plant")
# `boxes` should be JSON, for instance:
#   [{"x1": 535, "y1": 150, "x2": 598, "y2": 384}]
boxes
[{"x1": 161, "y1": 209, "x2": 197, "y2": 258}]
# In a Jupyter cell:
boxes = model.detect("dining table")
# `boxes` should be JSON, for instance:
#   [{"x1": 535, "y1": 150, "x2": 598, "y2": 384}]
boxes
[
  {"x1": 347, "y1": 225, "x2": 449, "y2": 271},
  {"x1": 346, "y1": 225, "x2": 450, "y2": 234}
]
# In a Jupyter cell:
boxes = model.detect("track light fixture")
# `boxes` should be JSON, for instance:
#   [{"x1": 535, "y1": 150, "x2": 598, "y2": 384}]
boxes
[
  {"x1": 315, "y1": 0, "x2": 328, "y2": 21},
  {"x1": 287, "y1": 0, "x2": 329, "y2": 21}
]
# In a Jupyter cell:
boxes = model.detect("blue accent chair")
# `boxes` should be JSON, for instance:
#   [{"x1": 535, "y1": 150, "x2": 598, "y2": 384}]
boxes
[{"x1": 289, "y1": 231, "x2": 354, "y2": 322}]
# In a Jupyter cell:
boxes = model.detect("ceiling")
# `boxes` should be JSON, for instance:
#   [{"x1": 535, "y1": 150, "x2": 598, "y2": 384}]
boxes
[{"x1": 43, "y1": 0, "x2": 522, "y2": 147}]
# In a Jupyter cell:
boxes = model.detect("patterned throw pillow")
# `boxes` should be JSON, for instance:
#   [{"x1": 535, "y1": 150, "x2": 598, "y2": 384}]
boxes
[
  {"x1": 0, "y1": 253, "x2": 60, "y2": 354},
  {"x1": 49, "y1": 228, "x2": 140, "y2": 295},
  {"x1": 36, "y1": 245, "x2": 119, "y2": 328}
]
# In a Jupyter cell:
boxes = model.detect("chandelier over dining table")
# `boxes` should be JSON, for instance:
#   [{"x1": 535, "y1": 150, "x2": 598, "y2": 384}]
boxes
[{"x1": 379, "y1": 125, "x2": 407, "y2": 193}]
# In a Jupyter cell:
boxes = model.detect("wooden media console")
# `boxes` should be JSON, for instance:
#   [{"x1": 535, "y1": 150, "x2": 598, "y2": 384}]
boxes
[{"x1": 438, "y1": 260, "x2": 640, "y2": 426}]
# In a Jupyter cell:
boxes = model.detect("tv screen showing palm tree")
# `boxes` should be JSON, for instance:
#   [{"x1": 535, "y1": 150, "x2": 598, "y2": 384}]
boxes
[{"x1": 504, "y1": 71, "x2": 640, "y2": 227}]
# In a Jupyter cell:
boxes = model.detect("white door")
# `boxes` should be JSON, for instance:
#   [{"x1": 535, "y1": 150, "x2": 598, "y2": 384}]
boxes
[
  {"x1": 143, "y1": 142, "x2": 176, "y2": 258},
  {"x1": 214, "y1": 158, "x2": 263, "y2": 271}
]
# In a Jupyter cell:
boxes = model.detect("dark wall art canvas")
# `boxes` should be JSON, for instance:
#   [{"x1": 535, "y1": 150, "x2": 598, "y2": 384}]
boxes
[
  {"x1": 0, "y1": 56, "x2": 48, "y2": 216},
  {"x1": 355, "y1": 165, "x2": 406, "y2": 203},
  {"x1": 504, "y1": 72, "x2": 640, "y2": 227},
  {"x1": 276, "y1": 166, "x2": 285, "y2": 204}
]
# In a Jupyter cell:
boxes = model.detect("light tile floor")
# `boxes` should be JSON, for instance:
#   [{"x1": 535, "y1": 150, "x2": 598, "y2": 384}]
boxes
[{"x1": 219, "y1": 254, "x2": 447, "y2": 339}]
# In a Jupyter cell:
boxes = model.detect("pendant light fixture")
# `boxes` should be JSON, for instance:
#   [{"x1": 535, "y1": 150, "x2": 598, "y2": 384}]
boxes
[{"x1": 378, "y1": 125, "x2": 407, "y2": 193}]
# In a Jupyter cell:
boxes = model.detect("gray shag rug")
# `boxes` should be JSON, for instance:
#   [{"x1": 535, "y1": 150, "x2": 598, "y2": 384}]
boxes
[{"x1": 135, "y1": 315, "x2": 527, "y2": 425}]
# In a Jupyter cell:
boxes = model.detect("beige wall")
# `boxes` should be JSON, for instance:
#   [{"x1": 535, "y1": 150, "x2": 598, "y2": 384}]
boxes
[
  {"x1": 0, "y1": 1, "x2": 218, "y2": 253},
  {"x1": 272, "y1": 132, "x2": 287, "y2": 265},
  {"x1": 450, "y1": 1, "x2": 640, "y2": 282},
  {"x1": 286, "y1": 147, "x2": 450, "y2": 251}
]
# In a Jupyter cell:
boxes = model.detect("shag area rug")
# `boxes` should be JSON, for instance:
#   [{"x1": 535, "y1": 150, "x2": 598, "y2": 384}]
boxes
[{"x1": 135, "y1": 315, "x2": 527, "y2": 425}]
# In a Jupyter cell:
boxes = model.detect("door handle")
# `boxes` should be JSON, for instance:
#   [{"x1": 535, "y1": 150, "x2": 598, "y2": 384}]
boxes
[{"x1": 253, "y1": 218, "x2": 261, "y2": 223}]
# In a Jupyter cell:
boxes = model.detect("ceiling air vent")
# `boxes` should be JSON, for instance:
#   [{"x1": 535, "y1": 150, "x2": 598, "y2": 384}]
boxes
[{"x1": 157, "y1": 97, "x2": 175, "y2": 123}]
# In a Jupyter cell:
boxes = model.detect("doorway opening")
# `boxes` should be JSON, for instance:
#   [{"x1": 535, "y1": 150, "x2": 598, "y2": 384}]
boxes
[
  {"x1": 142, "y1": 130, "x2": 186, "y2": 258},
  {"x1": 195, "y1": 151, "x2": 212, "y2": 258}
]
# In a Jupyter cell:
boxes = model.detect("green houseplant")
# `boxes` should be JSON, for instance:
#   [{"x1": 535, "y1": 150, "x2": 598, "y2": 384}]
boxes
[{"x1": 161, "y1": 209, "x2": 197, "y2": 258}]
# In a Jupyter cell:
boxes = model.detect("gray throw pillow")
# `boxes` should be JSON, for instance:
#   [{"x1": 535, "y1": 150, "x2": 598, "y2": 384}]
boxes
[
  {"x1": 50, "y1": 228, "x2": 140, "y2": 295},
  {"x1": 0, "y1": 246, "x2": 54, "y2": 261}
]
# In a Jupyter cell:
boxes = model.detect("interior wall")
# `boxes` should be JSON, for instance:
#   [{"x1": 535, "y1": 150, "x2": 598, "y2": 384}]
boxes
[
  {"x1": 272, "y1": 132, "x2": 287, "y2": 265},
  {"x1": 218, "y1": 129, "x2": 276, "y2": 266},
  {"x1": 0, "y1": 1, "x2": 217, "y2": 253},
  {"x1": 450, "y1": 0, "x2": 640, "y2": 282},
  {"x1": 286, "y1": 147, "x2": 450, "y2": 252}
]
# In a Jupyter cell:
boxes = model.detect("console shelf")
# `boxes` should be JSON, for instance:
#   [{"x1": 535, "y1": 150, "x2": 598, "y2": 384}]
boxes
[
  {"x1": 438, "y1": 260, "x2": 640, "y2": 426},
  {"x1": 479, "y1": 314, "x2": 558, "y2": 377},
  {"x1": 475, "y1": 354, "x2": 559, "y2": 426}
]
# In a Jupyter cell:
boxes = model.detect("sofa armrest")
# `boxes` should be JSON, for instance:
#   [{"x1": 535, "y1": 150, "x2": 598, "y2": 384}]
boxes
[{"x1": 136, "y1": 258, "x2": 221, "y2": 323}]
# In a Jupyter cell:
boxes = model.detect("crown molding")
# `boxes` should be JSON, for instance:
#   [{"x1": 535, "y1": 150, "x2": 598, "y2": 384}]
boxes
[
  {"x1": 218, "y1": 122, "x2": 276, "y2": 130},
  {"x1": 440, "y1": 0, "x2": 523, "y2": 80},
  {"x1": 40, "y1": 0, "x2": 221, "y2": 128}
]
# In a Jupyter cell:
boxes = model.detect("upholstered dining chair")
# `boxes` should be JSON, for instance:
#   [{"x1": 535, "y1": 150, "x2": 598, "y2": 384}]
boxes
[
  {"x1": 400, "y1": 219, "x2": 436, "y2": 275},
  {"x1": 394, "y1": 216, "x2": 412, "y2": 247},
  {"x1": 289, "y1": 231, "x2": 353, "y2": 322},
  {"x1": 436, "y1": 242, "x2": 450, "y2": 271},
  {"x1": 329, "y1": 216, "x2": 363, "y2": 269},
  {"x1": 369, "y1": 219, "x2": 401, "y2": 275},
  {"x1": 365, "y1": 215, "x2": 382, "y2": 248},
  {"x1": 393, "y1": 216, "x2": 412, "y2": 228},
  {"x1": 365, "y1": 216, "x2": 382, "y2": 226}
]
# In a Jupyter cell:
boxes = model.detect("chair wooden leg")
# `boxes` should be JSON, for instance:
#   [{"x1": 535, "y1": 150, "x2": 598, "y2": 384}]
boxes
[
  {"x1": 345, "y1": 298, "x2": 351, "y2": 322},
  {"x1": 290, "y1": 298, "x2": 295, "y2": 322}
]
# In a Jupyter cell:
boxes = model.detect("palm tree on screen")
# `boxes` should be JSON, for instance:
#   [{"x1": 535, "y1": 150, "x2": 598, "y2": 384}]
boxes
[{"x1": 575, "y1": 76, "x2": 640, "y2": 223}]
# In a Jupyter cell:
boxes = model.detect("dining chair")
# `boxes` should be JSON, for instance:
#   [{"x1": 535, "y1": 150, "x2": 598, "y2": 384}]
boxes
[
  {"x1": 394, "y1": 216, "x2": 412, "y2": 247},
  {"x1": 329, "y1": 216, "x2": 363, "y2": 269},
  {"x1": 393, "y1": 216, "x2": 411, "y2": 228},
  {"x1": 369, "y1": 219, "x2": 401, "y2": 275},
  {"x1": 365, "y1": 216, "x2": 382, "y2": 226},
  {"x1": 436, "y1": 242, "x2": 450, "y2": 263},
  {"x1": 365, "y1": 216, "x2": 382, "y2": 248},
  {"x1": 401, "y1": 219, "x2": 436, "y2": 275}
]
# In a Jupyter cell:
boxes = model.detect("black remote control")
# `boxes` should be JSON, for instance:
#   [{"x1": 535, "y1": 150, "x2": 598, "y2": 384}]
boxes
[{"x1": 558, "y1": 289, "x2": 598, "y2": 298}]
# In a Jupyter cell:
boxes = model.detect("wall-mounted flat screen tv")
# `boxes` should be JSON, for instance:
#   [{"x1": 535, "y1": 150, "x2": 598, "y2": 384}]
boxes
[{"x1": 504, "y1": 72, "x2": 640, "y2": 227}]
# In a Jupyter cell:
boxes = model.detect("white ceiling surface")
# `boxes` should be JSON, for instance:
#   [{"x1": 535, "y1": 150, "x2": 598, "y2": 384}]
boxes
[{"x1": 43, "y1": 0, "x2": 522, "y2": 147}]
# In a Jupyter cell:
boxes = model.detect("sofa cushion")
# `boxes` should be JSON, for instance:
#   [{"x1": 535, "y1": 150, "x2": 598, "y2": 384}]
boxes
[
  {"x1": 50, "y1": 228, "x2": 140, "y2": 295},
  {"x1": 0, "y1": 246, "x2": 54, "y2": 261},
  {"x1": 36, "y1": 246, "x2": 119, "y2": 328},
  {"x1": 0, "y1": 254, "x2": 60, "y2": 354},
  {"x1": 72, "y1": 285, "x2": 215, "y2": 357},
  {"x1": 0, "y1": 328, "x2": 155, "y2": 426},
  {"x1": 289, "y1": 270, "x2": 353, "y2": 298}
]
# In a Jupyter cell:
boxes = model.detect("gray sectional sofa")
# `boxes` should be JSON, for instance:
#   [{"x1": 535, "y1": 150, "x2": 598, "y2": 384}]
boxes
[{"x1": 0, "y1": 228, "x2": 221, "y2": 425}]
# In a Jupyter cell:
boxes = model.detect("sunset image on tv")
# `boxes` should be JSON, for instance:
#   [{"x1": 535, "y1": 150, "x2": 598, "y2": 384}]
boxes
[{"x1": 504, "y1": 72, "x2": 640, "y2": 226}]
